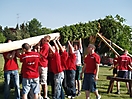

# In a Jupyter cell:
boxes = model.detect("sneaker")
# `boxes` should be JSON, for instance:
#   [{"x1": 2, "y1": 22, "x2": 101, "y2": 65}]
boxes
[
  {"x1": 126, "y1": 91, "x2": 130, "y2": 94},
  {"x1": 44, "y1": 97, "x2": 50, "y2": 99},
  {"x1": 77, "y1": 91, "x2": 81, "y2": 96},
  {"x1": 47, "y1": 97, "x2": 50, "y2": 99},
  {"x1": 114, "y1": 91, "x2": 120, "y2": 94},
  {"x1": 38, "y1": 95, "x2": 44, "y2": 99},
  {"x1": 71, "y1": 96, "x2": 75, "y2": 99},
  {"x1": 67, "y1": 96, "x2": 72, "y2": 99},
  {"x1": 96, "y1": 95, "x2": 101, "y2": 99}
]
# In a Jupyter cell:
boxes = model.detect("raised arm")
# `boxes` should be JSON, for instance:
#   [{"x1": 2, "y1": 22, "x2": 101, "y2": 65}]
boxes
[
  {"x1": 53, "y1": 40, "x2": 59, "y2": 53},
  {"x1": 6, "y1": 51, "x2": 16, "y2": 59},
  {"x1": 79, "y1": 38, "x2": 82, "y2": 50},
  {"x1": 56, "y1": 40, "x2": 65, "y2": 52},
  {"x1": 48, "y1": 43, "x2": 55, "y2": 54},
  {"x1": 68, "y1": 41, "x2": 74, "y2": 54}
]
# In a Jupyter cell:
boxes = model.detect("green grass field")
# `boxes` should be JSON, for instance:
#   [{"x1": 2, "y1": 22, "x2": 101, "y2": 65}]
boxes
[{"x1": 0, "y1": 55, "x2": 131, "y2": 99}]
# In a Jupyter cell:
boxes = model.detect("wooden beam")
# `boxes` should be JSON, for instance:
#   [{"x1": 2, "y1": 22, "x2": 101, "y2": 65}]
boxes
[
  {"x1": 97, "y1": 33, "x2": 120, "y2": 57},
  {"x1": 0, "y1": 33, "x2": 60, "y2": 53},
  {"x1": 102, "y1": 36, "x2": 132, "y2": 57}
]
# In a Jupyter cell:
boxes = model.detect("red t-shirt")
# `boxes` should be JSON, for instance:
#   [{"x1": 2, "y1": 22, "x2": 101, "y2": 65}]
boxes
[
  {"x1": 50, "y1": 52, "x2": 63, "y2": 74},
  {"x1": 66, "y1": 53, "x2": 76, "y2": 70},
  {"x1": 47, "y1": 54, "x2": 54, "y2": 72},
  {"x1": 117, "y1": 54, "x2": 131, "y2": 71},
  {"x1": 3, "y1": 51, "x2": 19, "y2": 71},
  {"x1": 84, "y1": 53, "x2": 100, "y2": 74},
  {"x1": 113, "y1": 57, "x2": 118, "y2": 69},
  {"x1": 60, "y1": 51, "x2": 68, "y2": 70},
  {"x1": 20, "y1": 51, "x2": 40, "y2": 78},
  {"x1": 39, "y1": 43, "x2": 49, "y2": 67}
]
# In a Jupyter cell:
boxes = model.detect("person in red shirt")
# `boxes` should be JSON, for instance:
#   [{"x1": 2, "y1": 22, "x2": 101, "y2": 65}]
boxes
[
  {"x1": 128, "y1": 57, "x2": 132, "y2": 79},
  {"x1": 47, "y1": 46, "x2": 55, "y2": 98},
  {"x1": 56, "y1": 39, "x2": 68, "y2": 95},
  {"x1": 80, "y1": 44, "x2": 101, "y2": 99},
  {"x1": 66, "y1": 41, "x2": 76, "y2": 99},
  {"x1": 115, "y1": 50, "x2": 132, "y2": 94},
  {"x1": 20, "y1": 43, "x2": 40, "y2": 99},
  {"x1": 37, "y1": 35, "x2": 51, "y2": 99},
  {"x1": 109, "y1": 54, "x2": 119, "y2": 77},
  {"x1": 3, "y1": 39, "x2": 20, "y2": 99},
  {"x1": 48, "y1": 40, "x2": 64, "y2": 99}
]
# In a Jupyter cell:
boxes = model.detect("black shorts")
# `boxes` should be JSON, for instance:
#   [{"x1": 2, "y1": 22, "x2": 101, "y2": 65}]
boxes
[{"x1": 113, "y1": 68, "x2": 117, "y2": 74}]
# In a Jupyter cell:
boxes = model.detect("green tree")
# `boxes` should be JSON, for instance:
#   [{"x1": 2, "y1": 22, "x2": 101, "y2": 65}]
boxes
[
  {"x1": 19, "y1": 23, "x2": 30, "y2": 39},
  {"x1": 0, "y1": 26, "x2": 6, "y2": 43},
  {"x1": 3, "y1": 26, "x2": 16, "y2": 41},
  {"x1": 53, "y1": 14, "x2": 132, "y2": 55},
  {"x1": 27, "y1": 18, "x2": 42, "y2": 37},
  {"x1": 97, "y1": 15, "x2": 132, "y2": 55}
]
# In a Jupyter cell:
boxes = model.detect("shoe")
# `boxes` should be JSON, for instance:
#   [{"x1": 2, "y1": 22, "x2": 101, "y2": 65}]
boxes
[
  {"x1": 71, "y1": 96, "x2": 75, "y2": 99},
  {"x1": 47, "y1": 97, "x2": 50, "y2": 99},
  {"x1": 38, "y1": 95, "x2": 44, "y2": 99},
  {"x1": 67, "y1": 96, "x2": 72, "y2": 99},
  {"x1": 96, "y1": 95, "x2": 101, "y2": 99},
  {"x1": 77, "y1": 91, "x2": 81, "y2": 96},
  {"x1": 114, "y1": 91, "x2": 120, "y2": 94},
  {"x1": 71, "y1": 94, "x2": 76, "y2": 99},
  {"x1": 44, "y1": 97, "x2": 50, "y2": 99}
]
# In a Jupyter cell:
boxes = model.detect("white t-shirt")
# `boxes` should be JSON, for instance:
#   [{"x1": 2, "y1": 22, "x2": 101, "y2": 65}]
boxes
[{"x1": 74, "y1": 48, "x2": 82, "y2": 65}]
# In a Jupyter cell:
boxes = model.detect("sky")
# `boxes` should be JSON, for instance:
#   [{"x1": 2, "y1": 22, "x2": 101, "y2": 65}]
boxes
[{"x1": 0, "y1": 0, "x2": 132, "y2": 29}]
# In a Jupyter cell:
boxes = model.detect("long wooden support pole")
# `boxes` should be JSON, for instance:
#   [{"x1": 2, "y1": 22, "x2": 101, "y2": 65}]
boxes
[
  {"x1": 0, "y1": 33, "x2": 60, "y2": 53},
  {"x1": 102, "y1": 36, "x2": 132, "y2": 57},
  {"x1": 97, "y1": 33, "x2": 132, "y2": 69},
  {"x1": 97, "y1": 33, "x2": 120, "y2": 57}
]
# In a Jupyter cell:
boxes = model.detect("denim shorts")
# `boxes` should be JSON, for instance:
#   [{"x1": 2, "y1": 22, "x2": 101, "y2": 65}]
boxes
[
  {"x1": 117, "y1": 71, "x2": 128, "y2": 79},
  {"x1": 82, "y1": 73, "x2": 97, "y2": 92},
  {"x1": 22, "y1": 77, "x2": 40, "y2": 94}
]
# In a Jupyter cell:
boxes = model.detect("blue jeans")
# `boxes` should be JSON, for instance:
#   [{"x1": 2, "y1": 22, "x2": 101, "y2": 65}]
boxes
[
  {"x1": 4, "y1": 70, "x2": 20, "y2": 99},
  {"x1": 66, "y1": 70, "x2": 76, "y2": 96},
  {"x1": 53, "y1": 72, "x2": 64, "y2": 99}
]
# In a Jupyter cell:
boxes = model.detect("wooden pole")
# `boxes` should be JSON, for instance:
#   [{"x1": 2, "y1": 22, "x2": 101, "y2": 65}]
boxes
[
  {"x1": 0, "y1": 33, "x2": 60, "y2": 53},
  {"x1": 102, "y1": 36, "x2": 132, "y2": 57},
  {"x1": 97, "y1": 33, "x2": 120, "y2": 57}
]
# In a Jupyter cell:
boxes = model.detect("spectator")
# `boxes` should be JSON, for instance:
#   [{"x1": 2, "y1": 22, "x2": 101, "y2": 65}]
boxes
[
  {"x1": 80, "y1": 44, "x2": 101, "y2": 99},
  {"x1": 3, "y1": 39, "x2": 20, "y2": 99}
]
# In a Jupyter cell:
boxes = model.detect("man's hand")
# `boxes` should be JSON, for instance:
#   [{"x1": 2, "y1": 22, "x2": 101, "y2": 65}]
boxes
[
  {"x1": 94, "y1": 75, "x2": 98, "y2": 81},
  {"x1": 80, "y1": 72, "x2": 83, "y2": 80}
]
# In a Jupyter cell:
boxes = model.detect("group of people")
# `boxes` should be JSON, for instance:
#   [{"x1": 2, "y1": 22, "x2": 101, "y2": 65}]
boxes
[
  {"x1": 110, "y1": 50, "x2": 132, "y2": 94},
  {"x1": 3, "y1": 35, "x2": 101, "y2": 99}
]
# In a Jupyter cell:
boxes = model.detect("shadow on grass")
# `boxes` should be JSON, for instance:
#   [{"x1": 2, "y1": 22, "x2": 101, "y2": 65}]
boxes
[
  {"x1": 99, "y1": 88, "x2": 131, "y2": 99},
  {"x1": 0, "y1": 82, "x2": 4, "y2": 93}
]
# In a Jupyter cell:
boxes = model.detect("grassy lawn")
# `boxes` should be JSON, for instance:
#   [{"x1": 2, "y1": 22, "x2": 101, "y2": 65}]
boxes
[{"x1": 0, "y1": 55, "x2": 131, "y2": 99}]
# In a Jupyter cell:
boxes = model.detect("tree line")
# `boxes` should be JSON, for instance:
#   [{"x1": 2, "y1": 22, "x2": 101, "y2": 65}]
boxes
[{"x1": 0, "y1": 14, "x2": 132, "y2": 55}]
